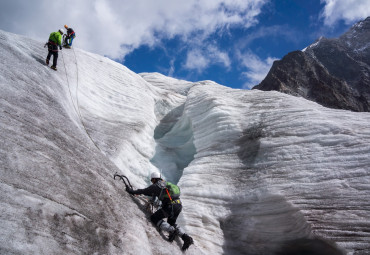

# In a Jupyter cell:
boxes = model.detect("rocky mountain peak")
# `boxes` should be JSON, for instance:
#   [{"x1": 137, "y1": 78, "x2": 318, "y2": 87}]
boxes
[{"x1": 253, "y1": 17, "x2": 370, "y2": 112}]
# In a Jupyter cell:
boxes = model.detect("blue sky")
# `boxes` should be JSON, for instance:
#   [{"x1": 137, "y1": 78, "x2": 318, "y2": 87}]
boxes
[
  {"x1": 1, "y1": 0, "x2": 369, "y2": 89},
  {"x1": 122, "y1": 0, "x2": 360, "y2": 89}
]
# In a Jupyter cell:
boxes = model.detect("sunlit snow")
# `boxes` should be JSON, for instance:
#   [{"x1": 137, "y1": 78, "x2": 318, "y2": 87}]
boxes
[{"x1": 1, "y1": 29, "x2": 370, "y2": 254}]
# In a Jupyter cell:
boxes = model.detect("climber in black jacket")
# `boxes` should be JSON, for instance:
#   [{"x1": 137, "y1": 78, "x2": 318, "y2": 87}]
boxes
[{"x1": 126, "y1": 172, "x2": 194, "y2": 251}]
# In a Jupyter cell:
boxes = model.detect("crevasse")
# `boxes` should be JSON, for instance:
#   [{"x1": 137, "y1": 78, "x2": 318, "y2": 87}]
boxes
[{"x1": 150, "y1": 103, "x2": 196, "y2": 184}]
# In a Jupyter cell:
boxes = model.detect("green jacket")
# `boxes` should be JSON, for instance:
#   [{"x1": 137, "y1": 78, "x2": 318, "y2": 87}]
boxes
[{"x1": 49, "y1": 31, "x2": 62, "y2": 46}]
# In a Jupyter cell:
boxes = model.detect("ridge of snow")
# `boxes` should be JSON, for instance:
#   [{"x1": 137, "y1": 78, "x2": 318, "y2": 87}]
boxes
[{"x1": 302, "y1": 36, "x2": 324, "y2": 52}]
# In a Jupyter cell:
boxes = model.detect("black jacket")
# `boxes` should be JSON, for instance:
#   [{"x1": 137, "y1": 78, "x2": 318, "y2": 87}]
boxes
[
  {"x1": 130, "y1": 180, "x2": 173, "y2": 205},
  {"x1": 67, "y1": 28, "x2": 75, "y2": 36}
]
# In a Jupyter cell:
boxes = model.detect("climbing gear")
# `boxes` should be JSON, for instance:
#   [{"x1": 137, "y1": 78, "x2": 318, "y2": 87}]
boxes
[
  {"x1": 125, "y1": 186, "x2": 134, "y2": 194},
  {"x1": 148, "y1": 196, "x2": 161, "y2": 212},
  {"x1": 113, "y1": 173, "x2": 154, "y2": 213},
  {"x1": 168, "y1": 224, "x2": 186, "y2": 242},
  {"x1": 155, "y1": 180, "x2": 181, "y2": 222},
  {"x1": 152, "y1": 197, "x2": 162, "y2": 207},
  {"x1": 62, "y1": 34, "x2": 71, "y2": 48},
  {"x1": 181, "y1": 234, "x2": 194, "y2": 251},
  {"x1": 114, "y1": 173, "x2": 133, "y2": 190},
  {"x1": 61, "y1": 48, "x2": 101, "y2": 151},
  {"x1": 47, "y1": 40, "x2": 58, "y2": 52},
  {"x1": 151, "y1": 172, "x2": 161, "y2": 179},
  {"x1": 163, "y1": 181, "x2": 180, "y2": 201},
  {"x1": 171, "y1": 199, "x2": 181, "y2": 204}
]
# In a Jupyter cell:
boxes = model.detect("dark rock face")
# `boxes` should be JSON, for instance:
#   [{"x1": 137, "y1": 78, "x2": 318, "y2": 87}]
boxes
[{"x1": 253, "y1": 17, "x2": 370, "y2": 112}]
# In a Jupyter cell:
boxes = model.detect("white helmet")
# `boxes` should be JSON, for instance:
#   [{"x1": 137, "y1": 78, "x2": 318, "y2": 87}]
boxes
[
  {"x1": 151, "y1": 172, "x2": 161, "y2": 179},
  {"x1": 58, "y1": 28, "x2": 65, "y2": 35}
]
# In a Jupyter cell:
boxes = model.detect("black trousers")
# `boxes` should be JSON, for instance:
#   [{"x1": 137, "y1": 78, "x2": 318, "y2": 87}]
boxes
[
  {"x1": 47, "y1": 43, "x2": 58, "y2": 67},
  {"x1": 150, "y1": 203, "x2": 182, "y2": 226}
]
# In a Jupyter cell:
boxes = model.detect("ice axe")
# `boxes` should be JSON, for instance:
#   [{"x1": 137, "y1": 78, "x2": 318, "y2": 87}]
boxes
[
  {"x1": 113, "y1": 173, "x2": 133, "y2": 190},
  {"x1": 113, "y1": 173, "x2": 154, "y2": 212}
]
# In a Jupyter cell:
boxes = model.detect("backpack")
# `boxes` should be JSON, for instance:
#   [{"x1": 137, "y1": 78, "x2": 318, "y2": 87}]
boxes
[
  {"x1": 158, "y1": 180, "x2": 180, "y2": 201},
  {"x1": 164, "y1": 181, "x2": 180, "y2": 200}
]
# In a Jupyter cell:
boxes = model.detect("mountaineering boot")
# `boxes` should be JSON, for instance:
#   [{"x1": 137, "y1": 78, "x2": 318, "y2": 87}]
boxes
[
  {"x1": 181, "y1": 233, "x2": 194, "y2": 251},
  {"x1": 50, "y1": 65, "x2": 57, "y2": 71},
  {"x1": 46, "y1": 59, "x2": 49, "y2": 65},
  {"x1": 64, "y1": 45, "x2": 71, "y2": 49}
]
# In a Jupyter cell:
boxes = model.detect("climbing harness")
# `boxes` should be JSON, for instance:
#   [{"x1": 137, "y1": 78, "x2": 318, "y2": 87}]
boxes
[
  {"x1": 165, "y1": 188, "x2": 173, "y2": 202},
  {"x1": 171, "y1": 199, "x2": 181, "y2": 204},
  {"x1": 157, "y1": 180, "x2": 181, "y2": 218}
]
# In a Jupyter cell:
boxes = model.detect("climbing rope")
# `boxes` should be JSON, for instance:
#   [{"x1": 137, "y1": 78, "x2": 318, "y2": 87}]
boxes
[
  {"x1": 61, "y1": 48, "x2": 102, "y2": 152},
  {"x1": 61, "y1": 49, "x2": 78, "y2": 117},
  {"x1": 62, "y1": 47, "x2": 126, "y2": 184}
]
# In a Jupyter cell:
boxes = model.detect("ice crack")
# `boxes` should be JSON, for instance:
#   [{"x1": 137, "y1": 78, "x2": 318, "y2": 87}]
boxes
[{"x1": 150, "y1": 103, "x2": 196, "y2": 184}]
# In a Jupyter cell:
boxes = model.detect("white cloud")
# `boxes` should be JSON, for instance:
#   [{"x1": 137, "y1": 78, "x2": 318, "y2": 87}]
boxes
[
  {"x1": 184, "y1": 49, "x2": 209, "y2": 72},
  {"x1": 167, "y1": 59, "x2": 175, "y2": 77},
  {"x1": 184, "y1": 45, "x2": 231, "y2": 72},
  {"x1": 0, "y1": 0, "x2": 268, "y2": 59},
  {"x1": 209, "y1": 45, "x2": 231, "y2": 68},
  {"x1": 320, "y1": 0, "x2": 370, "y2": 26},
  {"x1": 238, "y1": 51, "x2": 277, "y2": 89},
  {"x1": 236, "y1": 25, "x2": 299, "y2": 48}
]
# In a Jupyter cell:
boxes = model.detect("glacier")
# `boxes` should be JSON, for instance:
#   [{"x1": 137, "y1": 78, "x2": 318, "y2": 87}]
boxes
[{"x1": 1, "y1": 29, "x2": 370, "y2": 255}]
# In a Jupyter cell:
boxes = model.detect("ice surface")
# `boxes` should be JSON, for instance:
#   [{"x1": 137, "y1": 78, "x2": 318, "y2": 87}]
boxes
[{"x1": 1, "y1": 29, "x2": 370, "y2": 254}]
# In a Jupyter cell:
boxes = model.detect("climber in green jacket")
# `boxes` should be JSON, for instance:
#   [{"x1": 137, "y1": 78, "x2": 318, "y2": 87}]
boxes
[{"x1": 46, "y1": 28, "x2": 64, "y2": 71}]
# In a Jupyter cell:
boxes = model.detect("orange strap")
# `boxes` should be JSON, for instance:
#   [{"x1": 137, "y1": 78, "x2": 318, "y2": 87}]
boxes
[{"x1": 165, "y1": 188, "x2": 172, "y2": 201}]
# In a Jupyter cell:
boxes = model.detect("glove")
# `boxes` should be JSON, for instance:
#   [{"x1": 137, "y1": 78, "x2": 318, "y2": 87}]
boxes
[
  {"x1": 126, "y1": 186, "x2": 134, "y2": 194},
  {"x1": 59, "y1": 45, "x2": 62, "y2": 50}
]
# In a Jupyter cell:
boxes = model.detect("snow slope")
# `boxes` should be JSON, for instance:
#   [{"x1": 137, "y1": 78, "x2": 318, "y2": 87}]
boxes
[{"x1": 1, "y1": 29, "x2": 370, "y2": 254}]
